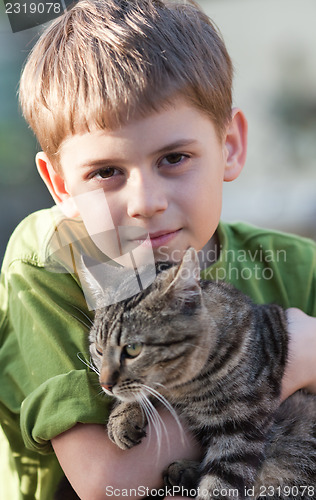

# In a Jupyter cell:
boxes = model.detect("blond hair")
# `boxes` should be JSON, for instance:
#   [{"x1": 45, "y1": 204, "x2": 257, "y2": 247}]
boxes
[{"x1": 19, "y1": 0, "x2": 233, "y2": 167}]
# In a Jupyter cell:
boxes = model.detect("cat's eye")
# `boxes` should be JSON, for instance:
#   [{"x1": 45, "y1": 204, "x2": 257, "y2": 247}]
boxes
[
  {"x1": 123, "y1": 343, "x2": 143, "y2": 359},
  {"x1": 95, "y1": 346, "x2": 103, "y2": 356}
]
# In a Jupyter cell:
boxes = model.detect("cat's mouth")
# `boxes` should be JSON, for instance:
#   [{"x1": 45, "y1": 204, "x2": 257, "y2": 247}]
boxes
[
  {"x1": 108, "y1": 379, "x2": 166, "y2": 404},
  {"x1": 106, "y1": 380, "x2": 147, "y2": 402},
  {"x1": 111, "y1": 388, "x2": 145, "y2": 403}
]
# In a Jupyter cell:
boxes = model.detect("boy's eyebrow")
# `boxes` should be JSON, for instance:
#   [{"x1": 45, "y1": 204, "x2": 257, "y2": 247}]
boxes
[
  {"x1": 79, "y1": 139, "x2": 199, "y2": 168},
  {"x1": 153, "y1": 139, "x2": 199, "y2": 156}
]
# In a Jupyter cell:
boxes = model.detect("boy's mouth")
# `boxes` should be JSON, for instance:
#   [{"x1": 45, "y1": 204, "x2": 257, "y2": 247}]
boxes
[{"x1": 131, "y1": 229, "x2": 182, "y2": 249}]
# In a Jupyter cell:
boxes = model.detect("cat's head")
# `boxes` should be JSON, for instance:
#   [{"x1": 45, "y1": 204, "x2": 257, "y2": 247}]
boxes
[{"x1": 87, "y1": 248, "x2": 212, "y2": 402}]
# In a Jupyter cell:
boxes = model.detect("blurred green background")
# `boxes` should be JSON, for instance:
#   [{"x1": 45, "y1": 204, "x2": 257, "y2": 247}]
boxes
[
  {"x1": 0, "y1": 2, "x2": 52, "y2": 264},
  {"x1": 0, "y1": 0, "x2": 315, "y2": 265}
]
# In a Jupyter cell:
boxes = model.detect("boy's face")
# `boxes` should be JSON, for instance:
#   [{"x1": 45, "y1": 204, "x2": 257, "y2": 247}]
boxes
[{"x1": 38, "y1": 98, "x2": 246, "y2": 267}]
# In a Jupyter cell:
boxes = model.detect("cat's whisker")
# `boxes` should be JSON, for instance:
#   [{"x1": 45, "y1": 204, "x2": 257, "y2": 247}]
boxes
[
  {"x1": 138, "y1": 396, "x2": 157, "y2": 450},
  {"x1": 153, "y1": 382, "x2": 166, "y2": 389},
  {"x1": 140, "y1": 389, "x2": 174, "y2": 457},
  {"x1": 77, "y1": 352, "x2": 100, "y2": 375},
  {"x1": 140, "y1": 395, "x2": 166, "y2": 459},
  {"x1": 140, "y1": 396, "x2": 160, "y2": 439},
  {"x1": 71, "y1": 305, "x2": 94, "y2": 326},
  {"x1": 138, "y1": 396, "x2": 155, "y2": 452},
  {"x1": 141, "y1": 384, "x2": 186, "y2": 447},
  {"x1": 69, "y1": 314, "x2": 91, "y2": 330},
  {"x1": 138, "y1": 398, "x2": 152, "y2": 445}
]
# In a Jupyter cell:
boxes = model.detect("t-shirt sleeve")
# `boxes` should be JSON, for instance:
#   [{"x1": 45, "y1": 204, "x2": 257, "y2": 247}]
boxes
[
  {"x1": 244, "y1": 230, "x2": 316, "y2": 315},
  {"x1": 255, "y1": 231, "x2": 316, "y2": 315},
  {"x1": 211, "y1": 222, "x2": 316, "y2": 315},
  {"x1": 5, "y1": 259, "x2": 109, "y2": 454}
]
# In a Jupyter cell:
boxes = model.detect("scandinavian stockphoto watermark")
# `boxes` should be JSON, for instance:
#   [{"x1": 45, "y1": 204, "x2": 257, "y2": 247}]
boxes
[
  {"x1": 159, "y1": 245, "x2": 287, "y2": 283},
  {"x1": 3, "y1": 0, "x2": 78, "y2": 32}
]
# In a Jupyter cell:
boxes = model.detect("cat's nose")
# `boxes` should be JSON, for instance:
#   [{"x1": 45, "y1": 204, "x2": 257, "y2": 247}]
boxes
[
  {"x1": 101, "y1": 382, "x2": 114, "y2": 393},
  {"x1": 100, "y1": 368, "x2": 119, "y2": 393}
]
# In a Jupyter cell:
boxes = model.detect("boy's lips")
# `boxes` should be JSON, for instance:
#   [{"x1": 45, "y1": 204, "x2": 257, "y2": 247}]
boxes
[{"x1": 131, "y1": 229, "x2": 182, "y2": 248}]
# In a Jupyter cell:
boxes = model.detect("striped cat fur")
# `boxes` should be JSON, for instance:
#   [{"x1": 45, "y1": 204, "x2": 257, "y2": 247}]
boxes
[{"x1": 88, "y1": 248, "x2": 316, "y2": 500}]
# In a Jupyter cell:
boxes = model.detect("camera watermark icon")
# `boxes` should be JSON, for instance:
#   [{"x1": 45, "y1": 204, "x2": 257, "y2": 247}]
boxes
[
  {"x1": 44, "y1": 190, "x2": 156, "y2": 311},
  {"x1": 3, "y1": 0, "x2": 78, "y2": 33}
]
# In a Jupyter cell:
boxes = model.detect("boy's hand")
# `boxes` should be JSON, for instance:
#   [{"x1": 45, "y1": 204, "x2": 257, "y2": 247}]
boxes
[
  {"x1": 282, "y1": 308, "x2": 316, "y2": 400},
  {"x1": 52, "y1": 409, "x2": 201, "y2": 500}
]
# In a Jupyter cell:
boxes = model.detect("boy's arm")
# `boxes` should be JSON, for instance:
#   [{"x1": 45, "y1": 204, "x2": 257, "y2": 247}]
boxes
[
  {"x1": 52, "y1": 409, "x2": 201, "y2": 500},
  {"x1": 52, "y1": 308, "x2": 316, "y2": 500},
  {"x1": 282, "y1": 308, "x2": 316, "y2": 400}
]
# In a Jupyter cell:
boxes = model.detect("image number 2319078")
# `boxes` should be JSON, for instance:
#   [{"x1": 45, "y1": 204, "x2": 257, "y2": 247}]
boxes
[{"x1": 3, "y1": 0, "x2": 78, "y2": 32}]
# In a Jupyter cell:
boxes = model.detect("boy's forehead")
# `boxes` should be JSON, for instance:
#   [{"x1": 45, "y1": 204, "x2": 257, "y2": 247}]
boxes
[{"x1": 60, "y1": 97, "x2": 220, "y2": 164}]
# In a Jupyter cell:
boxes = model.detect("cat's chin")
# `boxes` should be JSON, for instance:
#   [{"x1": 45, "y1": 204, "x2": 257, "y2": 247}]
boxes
[
  {"x1": 101, "y1": 387, "x2": 114, "y2": 397},
  {"x1": 110, "y1": 390, "x2": 143, "y2": 404}
]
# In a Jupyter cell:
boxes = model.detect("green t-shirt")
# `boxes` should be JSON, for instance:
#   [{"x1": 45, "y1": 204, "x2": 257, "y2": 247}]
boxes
[{"x1": 0, "y1": 207, "x2": 315, "y2": 499}]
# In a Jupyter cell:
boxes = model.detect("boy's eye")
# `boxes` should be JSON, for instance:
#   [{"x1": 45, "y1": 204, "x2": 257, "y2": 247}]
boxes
[
  {"x1": 160, "y1": 153, "x2": 189, "y2": 168},
  {"x1": 94, "y1": 167, "x2": 117, "y2": 179}
]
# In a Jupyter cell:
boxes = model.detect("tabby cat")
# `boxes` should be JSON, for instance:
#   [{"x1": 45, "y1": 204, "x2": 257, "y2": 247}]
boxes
[{"x1": 87, "y1": 248, "x2": 316, "y2": 500}]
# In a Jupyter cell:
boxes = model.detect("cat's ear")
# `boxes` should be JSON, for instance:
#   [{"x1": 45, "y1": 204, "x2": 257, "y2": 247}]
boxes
[
  {"x1": 80, "y1": 254, "x2": 142, "y2": 309},
  {"x1": 164, "y1": 247, "x2": 201, "y2": 304},
  {"x1": 80, "y1": 254, "x2": 121, "y2": 308}
]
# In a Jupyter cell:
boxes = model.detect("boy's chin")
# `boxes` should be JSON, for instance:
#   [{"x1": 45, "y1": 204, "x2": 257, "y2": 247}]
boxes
[{"x1": 152, "y1": 246, "x2": 187, "y2": 264}]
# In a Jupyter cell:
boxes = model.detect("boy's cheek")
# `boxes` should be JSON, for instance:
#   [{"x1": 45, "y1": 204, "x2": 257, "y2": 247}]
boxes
[{"x1": 59, "y1": 197, "x2": 80, "y2": 218}]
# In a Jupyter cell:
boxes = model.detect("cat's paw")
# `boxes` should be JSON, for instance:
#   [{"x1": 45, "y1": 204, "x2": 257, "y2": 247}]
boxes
[
  {"x1": 107, "y1": 402, "x2": 147, "y2": 450},
  {"x1": 163, "y1": 459, "x2": 201, "y2": 491}
]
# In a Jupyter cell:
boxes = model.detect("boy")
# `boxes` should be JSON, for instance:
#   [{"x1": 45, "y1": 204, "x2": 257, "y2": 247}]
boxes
[{"x1": 0, "y1": 0, "x2": 315, "y2": 499}]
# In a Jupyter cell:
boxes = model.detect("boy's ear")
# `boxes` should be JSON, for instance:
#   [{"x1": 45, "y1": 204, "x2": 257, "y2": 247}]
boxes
[
  {"x1": 223, "y1": 108, "x2": 248, "y2": 182},
  {"x1": 36, "y1": 152, "x2": 79, "y2": 217}
]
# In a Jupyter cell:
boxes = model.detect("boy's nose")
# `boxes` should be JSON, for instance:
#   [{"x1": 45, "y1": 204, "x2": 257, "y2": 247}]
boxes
[{"x1": 127, "y1": 173, "x2": 168, "y2": 219}]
